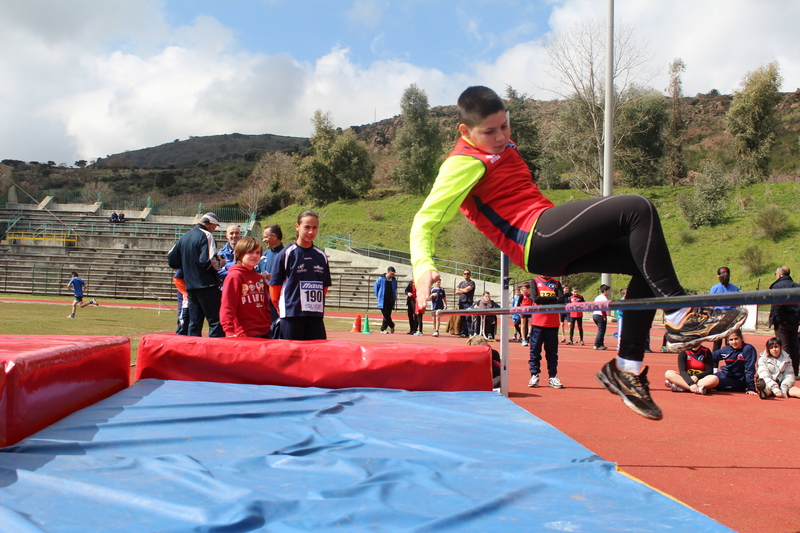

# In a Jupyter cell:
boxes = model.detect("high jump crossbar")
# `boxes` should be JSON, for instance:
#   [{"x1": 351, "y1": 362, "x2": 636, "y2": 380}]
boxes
[{"x1": 434, "y1": 287, "x2": 800, "y2": 318}]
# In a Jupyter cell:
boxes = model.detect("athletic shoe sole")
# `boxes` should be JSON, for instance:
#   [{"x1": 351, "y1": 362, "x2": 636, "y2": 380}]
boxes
[
  {"x1": 665, "y1": 308, "x2": 747, "y2": 352},
  {"x1": 595, "y1": 362, "x2": 663, "y2": 420}
]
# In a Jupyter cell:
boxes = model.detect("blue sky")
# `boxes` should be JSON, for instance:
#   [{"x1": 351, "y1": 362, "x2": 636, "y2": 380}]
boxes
[{"x1": 1, "y1": 0, "x2": 798, "y2": 164}]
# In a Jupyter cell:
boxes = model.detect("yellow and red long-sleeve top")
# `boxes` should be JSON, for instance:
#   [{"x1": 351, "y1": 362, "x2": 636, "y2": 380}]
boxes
[{"x1": 410, "y1": 137, "x2": 554, "y2": 282}]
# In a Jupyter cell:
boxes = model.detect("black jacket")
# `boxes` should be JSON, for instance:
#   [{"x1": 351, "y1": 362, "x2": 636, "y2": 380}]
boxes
[
  {"x1": 167, "y1": 225, "x2": 220, "y2": 290},
  {"x1": 769, "y1": 275, "x2": 800, "y2": 326}
]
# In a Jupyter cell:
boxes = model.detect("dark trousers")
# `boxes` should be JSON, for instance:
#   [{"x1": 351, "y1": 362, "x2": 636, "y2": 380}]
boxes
[
  {"x1": 187, "y1": 287, "x2": 223, "y2": 337},
  {"x1": 281, "y1": 316, "x2": 326, "y2": 341},
  {"x1": 530, "y1": 195, "x2": 685, "y2": 362},
  {"x1": 407, "y1": 303, "x2": 423, "y2": 333},
  {"x1": 380, "y1": 306, "x2": 395, "y2": 332},
  {"x1": 775, "y1": 322, "x2": 800, "y2": 375},
  {"x1": 593, "y1": 315, "x2": 607, "y2": 347},
  {"x1": 458, "y1": 302, "x2": 473, "y2": 336},
  {"x1": 474, "y1": 316, "x2": 496, "y2": 338},
  {"x1": 569, "y1": 316, "x2": 583, "y2": 341},
  {"x1": 529, "y1": 326, "x2": 559, "y2": 377}
]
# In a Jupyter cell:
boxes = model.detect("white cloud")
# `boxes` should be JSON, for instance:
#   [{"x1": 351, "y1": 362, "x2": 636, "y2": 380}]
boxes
[
  {"x1": 548, "y1": 0, "x2": 800, "y2": 96},
  {"x1": 1, "y1": 0, "x2": 798, "y2": 165}
]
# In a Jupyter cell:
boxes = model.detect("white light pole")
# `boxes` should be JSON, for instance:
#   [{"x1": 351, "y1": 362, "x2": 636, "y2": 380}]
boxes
[{"x1": 601, "y1": 0, "x2": 615, "y2": 289}]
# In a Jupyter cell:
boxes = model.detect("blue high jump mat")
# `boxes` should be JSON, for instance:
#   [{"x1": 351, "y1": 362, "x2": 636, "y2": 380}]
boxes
[{"x1": 0, "y1": 379, "x2": 732, "y2": 532}]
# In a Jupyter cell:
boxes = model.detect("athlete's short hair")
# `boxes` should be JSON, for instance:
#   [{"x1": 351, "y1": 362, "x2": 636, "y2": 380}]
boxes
[
  {"x1": 233, "y1": 236, "x2": 261, "y2": 264},
  {"x1": 457, "y1": 86, "x2": 505, "y2": 128},
  {"x1": 265, "y1": 224, "x2": 282, "y2": 240}
]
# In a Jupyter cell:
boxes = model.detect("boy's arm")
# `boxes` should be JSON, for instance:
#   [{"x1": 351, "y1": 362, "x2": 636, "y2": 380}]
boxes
[{"x1": 410, "y1": 156, "x2": 485, "y2": 312}]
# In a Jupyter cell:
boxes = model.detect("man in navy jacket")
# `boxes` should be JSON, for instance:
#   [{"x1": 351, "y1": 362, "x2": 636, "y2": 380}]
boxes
[{"x1": 168, "y1": 213, "x2": 225, "y2": 337}]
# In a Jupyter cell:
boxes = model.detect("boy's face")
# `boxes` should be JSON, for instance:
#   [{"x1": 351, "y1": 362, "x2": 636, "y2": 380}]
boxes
[
  {"x1": 572, "y1": 288, "x2": 579, "y2": 295},
  {"x1": 522, "y1": 287, "x2": 530, "y2": 294},
  {"x1": 458, "y1": 110, "x2": 510, "y2": 155}
]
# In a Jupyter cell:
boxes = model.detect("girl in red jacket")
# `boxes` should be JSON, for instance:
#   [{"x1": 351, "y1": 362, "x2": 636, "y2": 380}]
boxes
[{"x1": 220, "y1": 236, "x2": 271, "y2": 338}]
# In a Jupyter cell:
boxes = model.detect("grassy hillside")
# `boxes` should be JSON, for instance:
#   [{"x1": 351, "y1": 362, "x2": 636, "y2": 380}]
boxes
[{"x1": 264, "y1": 181, "x2": 800, "y2": 295}]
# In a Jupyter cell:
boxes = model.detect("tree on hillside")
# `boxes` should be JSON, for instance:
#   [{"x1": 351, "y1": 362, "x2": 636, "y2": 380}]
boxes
[
  {"x1": 388, "y1": 84, "x2": 444, "y2": 195},
  {"x1": 297, "y1": 110, "x2": 375, "y2": 205},
  {"x1": 615, "y1": 89, "x2": 668, "y2": 188},
  {"x1": 504, "y1": 86, "x2": 542, "y2": 178},
  {"x1": 240, "y1": 151, "x2": 299, "y2": 217},
  {"x1": 677, "y1": 158, "x2": 729, "y2": 228},
  {"x1": 542, "y1": 20, "x2": 662, "y2": 194},
  {"x1": 663, "y1": 58, "x2": 688, "y2": 185},
  {"x1": 725, "y1": 61, "x2": 783, "y2": 183}
]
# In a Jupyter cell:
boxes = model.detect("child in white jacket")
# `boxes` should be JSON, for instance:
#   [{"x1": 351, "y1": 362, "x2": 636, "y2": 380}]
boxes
[{"x1": 756, "y1": 337, "x2": 800, "y2": 399}]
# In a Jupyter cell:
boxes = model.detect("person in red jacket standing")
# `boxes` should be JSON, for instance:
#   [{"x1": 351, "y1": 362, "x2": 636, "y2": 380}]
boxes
[
  {"x1": 220, "y1": 236, "x2": 271, "y2": 338},
  {"x1": 527, "y1": 275, "x2": 565, "y2": 389}
]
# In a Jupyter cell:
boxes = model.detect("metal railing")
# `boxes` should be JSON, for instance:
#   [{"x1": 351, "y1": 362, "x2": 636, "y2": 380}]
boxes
[{"x1": 6, "y1": 231, "x2": 78, "y2": 246}]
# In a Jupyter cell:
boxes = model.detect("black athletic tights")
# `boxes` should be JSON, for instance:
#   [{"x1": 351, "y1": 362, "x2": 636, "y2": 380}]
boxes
[{"x1": 528, "y1": 195, "x2": 685, "y2": 362}]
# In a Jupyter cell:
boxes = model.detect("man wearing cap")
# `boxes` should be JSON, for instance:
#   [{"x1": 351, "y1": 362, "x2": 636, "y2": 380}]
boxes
[
  {"x1": 709, "y1": 266, "x2": 740, "y2": 352},
  {"x1": 374, "y1": 266, "x2": 398, "y2": 333},
  {"x1": 168, "y1": 213, "x2": 225, "y2": 337}
]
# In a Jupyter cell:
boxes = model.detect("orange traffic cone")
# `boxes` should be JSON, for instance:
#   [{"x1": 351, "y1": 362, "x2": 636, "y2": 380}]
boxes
[
  {"x1": 362, "y1": 314, "x2": 371, "y2": 334},
  {"x1": 351, "y1": 314, "x2": 362, "y2": 332}
]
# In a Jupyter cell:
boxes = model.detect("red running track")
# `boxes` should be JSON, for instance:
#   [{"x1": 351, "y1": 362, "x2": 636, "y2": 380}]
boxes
[{"x1": 325, "y1": 318, "x2": 800, "y2": 533}]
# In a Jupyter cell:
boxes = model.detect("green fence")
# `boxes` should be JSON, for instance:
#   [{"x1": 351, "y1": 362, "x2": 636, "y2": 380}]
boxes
[{"x1": 14, "y1": 188, "x2": 249, "y2": 223}]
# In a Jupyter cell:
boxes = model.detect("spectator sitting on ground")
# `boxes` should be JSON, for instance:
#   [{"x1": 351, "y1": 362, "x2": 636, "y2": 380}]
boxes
[
  {"x1": 703, "y1": 329, "x2": 758, "y2": 395},
  {"x1": 756, "y1": 337, "x2": 800, "y2": 399},
  {"x1": 664, "y1": 344, "x2": 713, "y2": 394}
]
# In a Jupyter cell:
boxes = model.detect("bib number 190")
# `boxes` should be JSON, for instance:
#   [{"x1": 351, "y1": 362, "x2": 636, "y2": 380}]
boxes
[{"x1": 300, "y1": 281, "x2": 324, "y2": 313}]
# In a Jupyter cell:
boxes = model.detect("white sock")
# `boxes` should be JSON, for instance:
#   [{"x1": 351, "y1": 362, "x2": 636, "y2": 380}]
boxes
[
  {"x1": 616, "y1": 356, "x2": 643, "y2": 374},
  {"x1": 664, "y1": 307, "x2": 690, "y2": 326}
]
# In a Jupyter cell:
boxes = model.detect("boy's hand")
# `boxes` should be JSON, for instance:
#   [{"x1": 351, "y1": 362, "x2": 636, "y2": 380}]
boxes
[{"x1": 416, "y1": 270, "x2": 439, "y2": 313}]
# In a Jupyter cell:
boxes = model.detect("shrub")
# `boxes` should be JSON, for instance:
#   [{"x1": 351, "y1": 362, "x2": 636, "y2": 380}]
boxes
[
  {"x1": 678, "y1": 229, "x2": 696, "y2": 245},
  {"x1": 754, "y1": 205, "x2": 789, "y2": 242},
  {"x1": 677, "y1": 159, "x2": 729, "y2": 228},
  {"x1": 739, "y1": 245, "x2": 767, "y2": 276}
]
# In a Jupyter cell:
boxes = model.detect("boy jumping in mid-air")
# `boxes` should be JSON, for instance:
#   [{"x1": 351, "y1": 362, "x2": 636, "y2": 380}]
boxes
[
  {"x1": 66, "y1": 271, "x2": 99, "y2": 318},
  {"x1": 410, "y1": 86, "x2": 746, "y2": 420}
]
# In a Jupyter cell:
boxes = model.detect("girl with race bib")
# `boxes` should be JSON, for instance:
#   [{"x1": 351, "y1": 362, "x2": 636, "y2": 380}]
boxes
[{"x1": 269, "y1": 210, "x2": 332, "y2": 340}]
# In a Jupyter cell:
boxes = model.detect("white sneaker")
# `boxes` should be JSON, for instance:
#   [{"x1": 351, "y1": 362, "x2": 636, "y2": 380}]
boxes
[
  {"x1": 664, "y1": 379, "x2": 683, "y2": 393},
  {"x1": 527, "y1": 374, "x2": 539, "y2": 388},
  {"x1": 521, "y1": 339, "x2": 528, "y2": 346},
  {"x1": 381, "y1": 330, "x2": 389, "y2": 334},
  {"x1": 549, "y1": 377, "x2": 563, "y2": 389},
  {"x1": 433, "y1": 331, "x2": 439, "y2": 337},
  {"x1": 67, "y1": 314, "x2": 74, "y2": 319}
]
